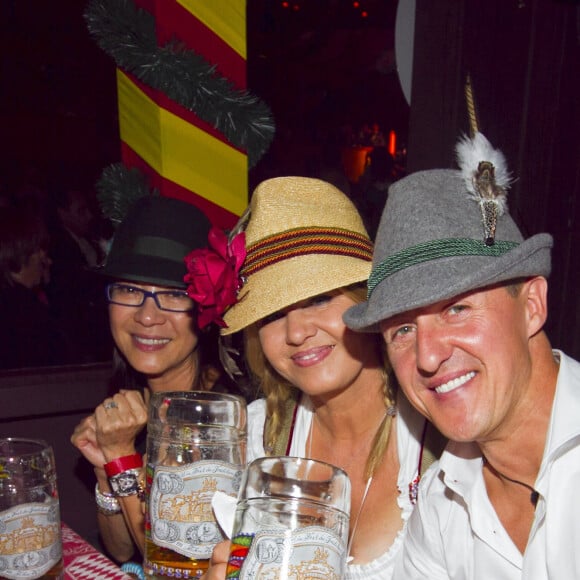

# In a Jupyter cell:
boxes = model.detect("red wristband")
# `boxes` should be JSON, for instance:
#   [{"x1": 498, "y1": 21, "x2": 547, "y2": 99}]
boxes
[{"x1": 104, "y1": 453, "x2": 143, "y2": 477}]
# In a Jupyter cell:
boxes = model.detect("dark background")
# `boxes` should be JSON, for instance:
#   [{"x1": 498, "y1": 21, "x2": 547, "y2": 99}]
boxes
[
  {"x1": 0, "y1": 1, "x2": 119, "y2": 197},
  {"x1": 246, "y1": 0, "x2": 408, "y2": 186},
  {"x1": 0, "y1": 0, "x2": 408, "y2": 196}
]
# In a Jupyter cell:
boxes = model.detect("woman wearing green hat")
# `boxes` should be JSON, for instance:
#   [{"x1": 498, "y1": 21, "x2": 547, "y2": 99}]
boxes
[
  {"x1": 71, "y1": 195, "x2": 243, "y2": 564},
  {"x1": 206, "y1": 177, "x2": 442, "y2": 579}
]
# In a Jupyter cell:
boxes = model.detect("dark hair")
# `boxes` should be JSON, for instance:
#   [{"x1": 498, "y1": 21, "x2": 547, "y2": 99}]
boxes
[{"x1": 0, "y1": 206, "x2": 49, "y2": 288}]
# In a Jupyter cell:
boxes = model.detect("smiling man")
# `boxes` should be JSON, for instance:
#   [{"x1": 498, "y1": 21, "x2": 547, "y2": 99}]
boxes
[{"x1": 344, "y1": 133, "x2": 580, "y2": 579}]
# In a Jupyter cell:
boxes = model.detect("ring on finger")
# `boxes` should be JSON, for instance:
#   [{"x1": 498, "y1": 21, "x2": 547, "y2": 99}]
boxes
[{"x1": 104, "y1": 401, "x2": 118, "y2": 410}]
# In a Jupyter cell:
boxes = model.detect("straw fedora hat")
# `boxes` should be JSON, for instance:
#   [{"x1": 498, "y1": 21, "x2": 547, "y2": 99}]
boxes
[
  {"x1": 344, "y1": 134, "x2": 553, "y2": 332},
  {"x1": 221, "y1": 177, "x2": 373, "y2": 335},
  {"x1": 101, "y1": 195, "x2": 211, "y2": 288}
]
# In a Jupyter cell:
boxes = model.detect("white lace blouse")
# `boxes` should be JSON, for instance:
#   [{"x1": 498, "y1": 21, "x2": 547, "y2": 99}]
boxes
[{"x1": 246, "y1": 393, "x2": 426, "y2": 580}]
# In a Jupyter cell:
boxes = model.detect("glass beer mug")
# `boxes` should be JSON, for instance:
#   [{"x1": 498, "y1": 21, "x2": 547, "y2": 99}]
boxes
[
  {"x1": 0, "y1": 438, "x2": 63, "y2": 580},
  {"x1": 144, "y1": 392, "x2": 246, "y2": 579},
  {"x1": 226, "y1": 456, "x2": 351, "y2": 579}
]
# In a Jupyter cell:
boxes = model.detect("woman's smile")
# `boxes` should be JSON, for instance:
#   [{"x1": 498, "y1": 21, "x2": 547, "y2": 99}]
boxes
[
  {"x1": 132, "y1": 334, "x2": 172, "y2": 351},
  {"x1": 291, "y1": 345, "x2": 335, "y2": 367}
]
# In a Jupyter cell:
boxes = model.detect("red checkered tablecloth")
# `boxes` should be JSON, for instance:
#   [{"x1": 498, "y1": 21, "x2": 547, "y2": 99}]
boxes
[{"x1": 61, "y1": 523, "x2": 134, "y2": 579}]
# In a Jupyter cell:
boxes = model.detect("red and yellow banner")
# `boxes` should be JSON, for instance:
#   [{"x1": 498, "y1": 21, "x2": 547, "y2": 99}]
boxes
[{"x1": 118, "y1": 0, "x2": 247, "y2": 228}]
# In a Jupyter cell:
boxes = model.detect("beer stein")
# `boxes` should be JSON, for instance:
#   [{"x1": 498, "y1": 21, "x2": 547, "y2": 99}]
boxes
[
  {"x1": 0, "y1": 438, "x2": 63, "y2": 579},
  {"x1": 226, "y1": 456, "x2": 351, "y2": 579},
  {"x1": 144, "y1": 392, "x2": 246, "y2": 579}
]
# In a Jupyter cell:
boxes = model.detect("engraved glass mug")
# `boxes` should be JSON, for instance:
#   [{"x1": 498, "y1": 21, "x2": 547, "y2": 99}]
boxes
[
  {"x1": 144, "y1": 391, "x2": 246, "y2": 579},
  {"x1": 0, "y1": 438, "x2": 63, "y2": 580},
  {"x1": 226, "y1": 456, "x2": 351, "y2": 579}
]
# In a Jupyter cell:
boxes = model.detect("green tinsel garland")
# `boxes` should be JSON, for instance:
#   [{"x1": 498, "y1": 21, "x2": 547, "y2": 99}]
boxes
[
  {"x1": 96, "y1": 163, "x2": 159, "y2": 225},
  {"x1": 84, "y1": 0, "x2": 275, "y2": 168}
]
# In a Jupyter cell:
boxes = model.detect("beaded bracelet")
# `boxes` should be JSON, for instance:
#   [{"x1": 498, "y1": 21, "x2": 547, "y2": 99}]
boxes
[
  {"x1": 95, "y1": 484, "x2": 122, "y2": 515},
  {"x1": 121, "y1": 562, "x2": 146, "y2": 580},
  {"x1": 104, "y1": 453, "x2": 143, "y2": 478}
]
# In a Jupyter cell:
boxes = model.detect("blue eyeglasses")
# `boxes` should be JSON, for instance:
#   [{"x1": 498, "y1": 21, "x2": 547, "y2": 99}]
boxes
[{"x1": 105, "y1": 283, "x2": 195, "y2": 312}]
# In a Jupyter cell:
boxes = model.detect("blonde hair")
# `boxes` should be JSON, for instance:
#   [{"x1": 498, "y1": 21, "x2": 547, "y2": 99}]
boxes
[{"x1": 244, "y1": 283, "x2": 396, "y2": 479}]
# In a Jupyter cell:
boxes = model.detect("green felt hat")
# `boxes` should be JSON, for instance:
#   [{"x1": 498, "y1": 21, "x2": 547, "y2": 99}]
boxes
[{"x1": 101, "y1": 196, "x2": 211, "y2": 288}]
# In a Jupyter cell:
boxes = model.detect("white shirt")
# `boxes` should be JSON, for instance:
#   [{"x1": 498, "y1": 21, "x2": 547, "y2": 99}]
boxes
[
  {"x1": 394, "y1": 350, "x2": 580, "y2": 579},
  {"x1": 247, "y1": 392, "x2": 426, "y2": 580}
]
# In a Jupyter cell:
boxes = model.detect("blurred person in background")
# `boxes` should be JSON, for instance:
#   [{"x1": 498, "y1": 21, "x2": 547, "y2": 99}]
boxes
[
  {"x1": 47, "y1": 181, "x2": 112, "y2": 362},
  {"x1": 0, "y1": 205, "x2": 75, "y2": 369}
]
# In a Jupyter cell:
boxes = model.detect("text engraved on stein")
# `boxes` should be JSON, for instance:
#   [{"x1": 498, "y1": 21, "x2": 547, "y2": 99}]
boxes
[
  {"x1": 0, "y1": 503, "x2": 61, "y2": 579},
  {"x1": 228, "y1": 526, "x2": 346, "y2": 579},
  {"x1": 149, "y1": 460, "x2": 241, "y2": 560}
]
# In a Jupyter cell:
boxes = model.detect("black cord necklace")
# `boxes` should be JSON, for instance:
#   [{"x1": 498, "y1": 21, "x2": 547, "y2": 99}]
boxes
[{"x1": 482, "y1": 455, "x2": 539, "y2": 508}]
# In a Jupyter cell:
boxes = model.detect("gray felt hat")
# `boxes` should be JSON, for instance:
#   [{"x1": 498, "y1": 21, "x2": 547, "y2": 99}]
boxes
[{"x1": 344, "y1": 138, "x2": 553, "y2": 332}]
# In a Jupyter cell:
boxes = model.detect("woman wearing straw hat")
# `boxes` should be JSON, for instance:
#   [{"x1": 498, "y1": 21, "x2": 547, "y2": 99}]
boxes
[
  {"x1": 207, "y1": 177, "x2": 442, "y2": 579},
  {"x1": 71, "y1": 195, "x2": 242, "y2": 565}
]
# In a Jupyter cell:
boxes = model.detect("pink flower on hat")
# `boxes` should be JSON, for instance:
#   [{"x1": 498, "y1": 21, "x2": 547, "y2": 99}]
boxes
[{"x1": 184, "y1": 227, "x2": 246, "y2": 329}]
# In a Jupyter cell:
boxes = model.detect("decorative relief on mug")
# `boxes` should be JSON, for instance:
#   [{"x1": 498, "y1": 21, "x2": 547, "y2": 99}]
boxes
[
  {"x1": 149, "y1": 460, "x2": 241, "y2": 559},
  {"x1": 227, "y1": 527, "x2": 345, "y2": 579},
  {"x1": 0, "y1": 503, "x2": 61, "y2": 579}
]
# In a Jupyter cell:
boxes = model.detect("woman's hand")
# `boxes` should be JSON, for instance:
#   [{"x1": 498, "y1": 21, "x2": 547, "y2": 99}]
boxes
[
  {"x1": 95, "y1": 390, "x2": 148, "y2": 461},
  {"x1": 200, "y1": 540, "x2": 231, "y2": 580},
  {"x1": 71, "y1": 414, "x2": 107, "y2": 468},
  {"x1": 71, "y1": 390, "x2": 148, "y2": 466}
]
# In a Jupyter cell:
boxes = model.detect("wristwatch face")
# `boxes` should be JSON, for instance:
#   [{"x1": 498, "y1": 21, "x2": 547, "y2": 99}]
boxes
[
  {"x1": 110, "y1": 471, "x2": 142, "y2": 496},
  {"x1": 118, "y1": 474, "x2": 137, "y2": 491}
]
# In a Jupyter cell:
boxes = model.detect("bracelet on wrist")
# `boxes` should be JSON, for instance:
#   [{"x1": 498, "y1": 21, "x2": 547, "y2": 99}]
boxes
[
  {"x1": 121, "y1": 562, "x2": 146, "y2": 580},
  {"x1": 108, "y1": 468, "x2": 145, "y2": 499},
  {"x1": 95, "y1": 483, "x2": 122, "y2": 515},
  {"x1": 104, "y1": 453, "x2": 143, "y2": 478}
]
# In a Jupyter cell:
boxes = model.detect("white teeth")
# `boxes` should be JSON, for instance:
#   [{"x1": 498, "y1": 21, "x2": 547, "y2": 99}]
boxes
[
  {"x1": 435, "y1": 372, "x2": 476, "y2": 394},
  {"x1": 294, "y1": 346, "x2": 334, "y2": 362},
  {"x1": 135, "y1": 337, "x2": 170, "y2": 346}
]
